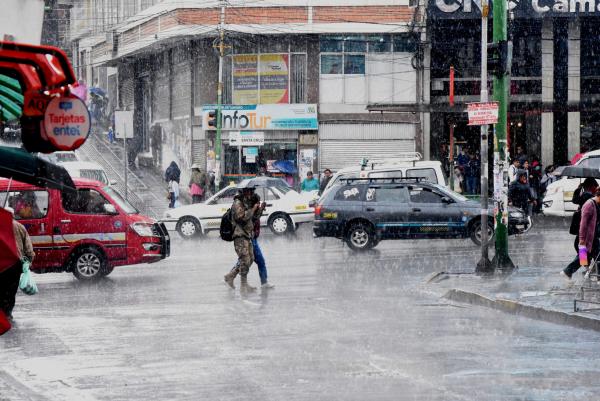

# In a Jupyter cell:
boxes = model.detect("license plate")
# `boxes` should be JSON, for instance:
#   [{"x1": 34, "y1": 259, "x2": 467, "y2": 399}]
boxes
[{"x1": 516, "y1": 225, "x2": 524, "y2": 229}]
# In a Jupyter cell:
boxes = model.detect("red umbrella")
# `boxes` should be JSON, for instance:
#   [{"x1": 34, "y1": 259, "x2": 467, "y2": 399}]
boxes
[{"x1": 0, "y1": 208, "x2": 19, "y2": 273}]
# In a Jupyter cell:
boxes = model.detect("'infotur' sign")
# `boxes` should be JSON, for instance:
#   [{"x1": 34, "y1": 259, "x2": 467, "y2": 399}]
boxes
[{"x1": 202, "y1": 104, "x2": 318, "y2": 131}]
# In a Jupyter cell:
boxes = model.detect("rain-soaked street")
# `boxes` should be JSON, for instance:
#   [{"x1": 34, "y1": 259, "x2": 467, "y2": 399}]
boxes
[{"x1": 2, "y1": 225, "x2": 600, "y2": 401}]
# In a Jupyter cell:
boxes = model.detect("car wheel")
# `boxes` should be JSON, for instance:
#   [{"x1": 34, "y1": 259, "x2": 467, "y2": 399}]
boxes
[
  {"x1": 71, "y1": 247, "x2": 108, "y2": 281},
  {"x1": 345, "y1": 223, "x2": 377, "y2": 251},
  {"x1": 470, "y1": 220, "x2": 495, "y2": 246},
  {"x1": 269, "y1": 213, "x2": 293, "y2": 235},
  {"x1": 176, "y1": 216, "x2": 202, "y2": 239}
]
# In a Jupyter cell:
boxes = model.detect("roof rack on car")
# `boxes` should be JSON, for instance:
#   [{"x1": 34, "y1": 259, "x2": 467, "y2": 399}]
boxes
[
  {"x1": 340, "y1": 176, "x2": 429, "y2": 184},
  {"x1": 360, "y1": 152, "x2": 423, "y2": 170}
]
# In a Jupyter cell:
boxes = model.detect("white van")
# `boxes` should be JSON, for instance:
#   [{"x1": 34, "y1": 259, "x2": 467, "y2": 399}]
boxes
[
  {"x1": 59, "y1": 161, "x2": 115, "y2": 186},
  {"x1": 322, "y1": 152, "x2": 447, "y2": 195}
]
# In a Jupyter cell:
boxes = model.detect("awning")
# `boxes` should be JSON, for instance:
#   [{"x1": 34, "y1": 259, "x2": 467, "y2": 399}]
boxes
[
  {"x1": 0, "y1": 146, "x2": 75, "y2": 191},
  {"x1": 0, "y1": 73, "x2": 22, "y2": 122}
]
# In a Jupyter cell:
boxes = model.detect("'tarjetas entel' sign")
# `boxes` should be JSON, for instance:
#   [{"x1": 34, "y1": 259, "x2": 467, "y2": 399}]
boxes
[
  {"x1": 43, "y1": 96, "x2": 91, "y2": 151},
  {"x1": 429, "y1": 0, "x2": 600, "y2": 18}
]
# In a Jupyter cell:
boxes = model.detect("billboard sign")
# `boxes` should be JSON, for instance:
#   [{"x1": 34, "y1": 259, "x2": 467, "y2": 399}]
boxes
[
  {"x1": 203, "y1": 104, "x2": 318, "y2": 131},
  {"x1": 428, "y1": 0, "x2": 600, "y2": 18}
]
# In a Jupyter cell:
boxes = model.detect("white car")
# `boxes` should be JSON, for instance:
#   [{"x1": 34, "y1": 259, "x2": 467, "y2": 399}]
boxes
[
  {"x1": 543, "y1": 150, "x2": 600, "y2": 217},
  {"x1": 59, "y1": 161, "x2": 114, "y2": 186},
  {"x1": 162, "y1": 181, "x2": 314, "y2": 239}
]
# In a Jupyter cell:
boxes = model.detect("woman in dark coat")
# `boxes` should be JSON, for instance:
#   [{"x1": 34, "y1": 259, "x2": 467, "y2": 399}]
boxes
[{"x1": 164, "y1": 161, "x2": 181, "y2": 183}]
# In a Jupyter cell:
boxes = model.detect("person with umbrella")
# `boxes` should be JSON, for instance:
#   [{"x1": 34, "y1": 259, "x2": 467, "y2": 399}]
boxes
[{"x1": 0, "y1": 207, "x2": 35, "y2": 324}]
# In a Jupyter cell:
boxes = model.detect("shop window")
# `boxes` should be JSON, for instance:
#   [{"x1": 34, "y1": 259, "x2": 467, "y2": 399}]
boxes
[
  {"x1": 368, "y1": 34, "x2": 391, "y2": 53},
  {"x1": 62, "y1": 189, "x2": 113, "y2": 215},
  {"x1": 344, "y1": 35, "x2": 367, "y2": 53},
  {"x1": 393, "y1": 34, "x2": 417, "y2": 53},
  {"x1": 233, "y1": 37, "x2": 258, "y2": 54},
  {"x1": 260, "y1": 36, "x2": 289, "y2": 53},
  {"x1": 321, "y1": 55, "x2": 343, "y2": 74},
  {"x1": 344, "y1": 55, "x2": 365, "y2": 75},
  {"x1": 3, "y1": 190, "x2": 49, "y2": 220},
  {"x1": 320, "y1": 35, "x2": 343, "y2": 52}
]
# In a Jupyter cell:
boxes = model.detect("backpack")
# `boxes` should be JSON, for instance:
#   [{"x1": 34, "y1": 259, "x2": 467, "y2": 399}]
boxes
[{"x1": 219, "y1": 209, "x2": 235, "y2": 242}]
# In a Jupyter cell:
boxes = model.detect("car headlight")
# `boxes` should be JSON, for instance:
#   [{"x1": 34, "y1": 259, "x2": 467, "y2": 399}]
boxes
[
  {"x1": 131, "y1": 222, "x2": 155, "y2": 237},
  {"x1": 509, "y1": 211, "x2": 523, "y2": 219}
]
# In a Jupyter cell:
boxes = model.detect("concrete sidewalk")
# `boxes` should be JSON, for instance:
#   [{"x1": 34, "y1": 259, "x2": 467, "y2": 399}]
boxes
[{"x1": 427, "y1": 265, "x2": 600, "y2": 332}]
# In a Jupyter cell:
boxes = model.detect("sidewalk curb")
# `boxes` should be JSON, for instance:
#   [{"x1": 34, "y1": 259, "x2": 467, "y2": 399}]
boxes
[{"x1": 443, "y1": 288, "x2": 600, "y2": 332}]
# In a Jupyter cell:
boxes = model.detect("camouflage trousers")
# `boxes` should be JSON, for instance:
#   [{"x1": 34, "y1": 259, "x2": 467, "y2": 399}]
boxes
[{"x1": 233, "y1": 237, "x2": 254, "y2": 275}]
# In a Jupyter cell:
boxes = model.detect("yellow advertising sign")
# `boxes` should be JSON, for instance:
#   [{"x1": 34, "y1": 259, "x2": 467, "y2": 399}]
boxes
[
  {"x1": 233, "y1": 55, "x2": 258, "y2": 105},
  {"x1": 259, "y1": 54, "x2": 289, "y2": 104}
]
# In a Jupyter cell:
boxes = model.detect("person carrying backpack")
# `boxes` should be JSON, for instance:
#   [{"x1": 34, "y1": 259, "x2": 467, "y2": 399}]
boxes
[
  {"x1": 562, "y1": 178, "x2": 599, "y2": 281},
  {"x1": 223, "y1": 185, "x2": 262, "y2": 291}
]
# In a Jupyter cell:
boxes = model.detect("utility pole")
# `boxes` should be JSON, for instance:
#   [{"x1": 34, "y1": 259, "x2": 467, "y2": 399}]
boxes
[
  {"x1": 476, "y1": 0, "x2": 492, "y2": 273},
  {"x1": 214, "y1": 0, "x2": 226, "y2": 189},
  {"x1": 491, "y1": 0, "x2": 515, "y2": 271},
  {"x1": 449, "y1": 66, "x2": 455, "y2": 191}
]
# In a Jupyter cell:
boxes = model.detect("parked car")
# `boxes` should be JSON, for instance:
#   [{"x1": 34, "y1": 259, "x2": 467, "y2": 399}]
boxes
[
  {"x1": 0, "y1": 177, "x2": 170, "y2": 280},
  {"x1": 543, "y1": 150, "x2": 600, "y2": 217},
  {"x1": 321, "y1": 153, "x2": 447, "y2": 197},
  {"x1": 59, "y1": 161, "x2": 115, "y2": 186},
  {"x1": 162, "y1": 179, "x2": 314, "y2": 239},
  {"x1": 313, "y1": 177, "x2": 531, "y2": 251}
]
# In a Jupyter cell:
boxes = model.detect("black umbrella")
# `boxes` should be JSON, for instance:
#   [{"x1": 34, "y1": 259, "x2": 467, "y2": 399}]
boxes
[
  {"x1": 237, "y1": 176, "x2": 289, "y2": 189},
  {"x1": 560, "y1": 166, "x2": 600, "y2": 179},
  {"x1": 0, "y1": 146, "x2": 75, "y2": 190}
]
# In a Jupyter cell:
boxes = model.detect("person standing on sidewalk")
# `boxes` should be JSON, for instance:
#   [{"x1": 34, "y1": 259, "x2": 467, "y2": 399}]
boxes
[
  {"x1": 188, "y1": 164, "x2": 207, "y2": 204},
  {"x1": 223, "y1": 186, "x2": 260, "y2": 291},
  {"x1": 0, "y1": 207, "x2": 35, "y2": 322},
  {"x1": 301, "y1": 171, "x2": 319, "y2": 192},
  {"x1": 562, "y1": 180, "x2": 600, "y2": 281},
  {"x1": 319, "y1": 169, "x2": 333, "y2": 196},
  {"x1": 562, "y1": 190, "x2": 600, "y2": 281}
]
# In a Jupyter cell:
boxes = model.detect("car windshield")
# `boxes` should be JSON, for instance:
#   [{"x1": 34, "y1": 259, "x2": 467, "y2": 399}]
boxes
[
  {"x1": 273, "y1": 184, "x2": 291, "y2": 195},
  {"x1": 103, "y1": 186, "x2": 138, "y2": 214}
]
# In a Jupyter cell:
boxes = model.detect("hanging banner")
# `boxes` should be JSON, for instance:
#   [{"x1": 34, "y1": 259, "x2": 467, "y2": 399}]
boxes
[
  {"x1": 232, "y1": 55, "x2": 258, "y2": 105},
  {"x1": 259, "y1": 54, "x2": 289, "y2": 104}
]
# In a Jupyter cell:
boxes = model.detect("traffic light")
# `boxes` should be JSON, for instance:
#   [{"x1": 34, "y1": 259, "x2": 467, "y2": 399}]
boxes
[
  {"x1": 207, "y1": 110, "x2": 217, "y2": 128},
  {"x1": 487, "y1": 40, "x2": 512, "y2": 78}
]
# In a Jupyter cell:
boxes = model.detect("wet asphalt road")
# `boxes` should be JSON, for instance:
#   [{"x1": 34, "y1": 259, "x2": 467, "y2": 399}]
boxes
[{"x1": 2, "y1": 223, "x2": 600, "y2": 401}]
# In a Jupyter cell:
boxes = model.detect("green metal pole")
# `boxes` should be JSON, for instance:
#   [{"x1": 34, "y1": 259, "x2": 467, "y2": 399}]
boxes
[
  {"x1": 215, "y1": 1, "x2": 225, "y2": 189},
  {"x1": 492, "y1": 0, "x2": 515, "y2": 270}
]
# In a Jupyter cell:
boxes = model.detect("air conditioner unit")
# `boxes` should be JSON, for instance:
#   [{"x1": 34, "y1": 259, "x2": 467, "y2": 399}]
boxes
[{"x1": 409, "y1": 0, "x2": 419, "y2": 8}]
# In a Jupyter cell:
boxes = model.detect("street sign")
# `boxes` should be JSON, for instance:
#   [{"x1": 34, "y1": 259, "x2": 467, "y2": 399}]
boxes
[
  {"x1": 114, "y1": 110, "x2": 134, "y2": 139},
  {"x1": 43, "y1": 95, "x2": 90, "y2": 151},
  {"x1": 229, "y1": 131, "x2": 264, "y2": 146},
  {"x1": 467, "y1": 102, "x2": 499, "y2": 126}
]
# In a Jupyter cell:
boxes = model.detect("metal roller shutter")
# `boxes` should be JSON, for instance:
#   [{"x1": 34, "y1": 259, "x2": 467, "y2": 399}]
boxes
[{"x1": 319, "y1": 123, "x2": 416, "y2": 172}]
